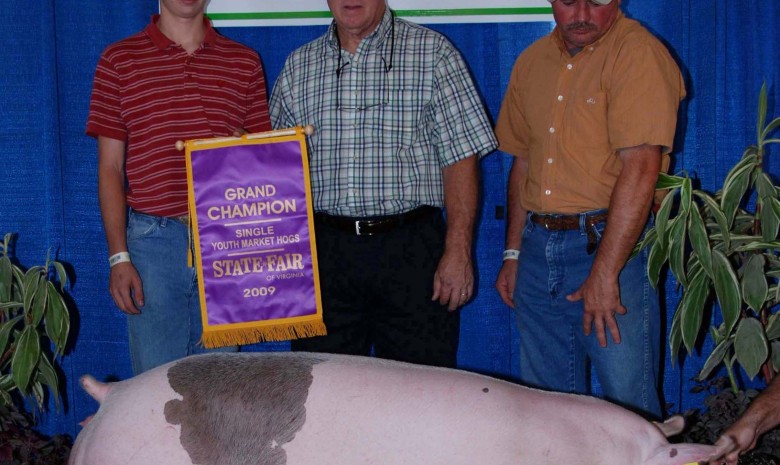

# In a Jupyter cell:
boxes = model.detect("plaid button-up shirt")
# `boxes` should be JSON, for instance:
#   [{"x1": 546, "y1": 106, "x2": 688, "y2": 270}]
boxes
[{"x1": 270, "y1": 8, "x2": 497, "y2": 217}]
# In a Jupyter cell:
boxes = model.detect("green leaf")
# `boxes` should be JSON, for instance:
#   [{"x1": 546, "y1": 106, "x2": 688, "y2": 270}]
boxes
[
  {"x1": 0, "y1": 255, "x2": 12, "y2": 302},
  {"x1": 697, "y1": 338, "x2": 733, "y2": 380},
  {"x1": 681, "y1": 270, "x2": 710, "y2": 353},
  {"x1": 763, "y1": 116, "x2": 780, "y2": 140},
  {"x1": 10, "y1": 325, "x2": 41, "y2": 392},
  {"x1": 711, "y1": 250, "x2": 741, "y2": 336},
  {"x1": 734, "y1": 317, "x2": 769, "y2": 380},
  {"x1": 30, "y1": 281, "x2": 48, "y2": 327},
  {"x1": 0, "y1": 315, "x2": 23, "y2": 356},
  {"x1": 772, "y1": 340, "x2": 780, "y2": 372},
  {"x1": 688, "y1": 205, "x2": 713, "y2": 278},
  {"x1": 52, "y1": 261, "x2": 68, "y2": 290},
  {"x1": 669, "y1": 299, "x2": 684, "y2": 363},
  {"x1": 681, "y1": 178, "x2": 693, "y2": 214},
  {"x1": 45, "y1": 282, "x2": 70, "y2": 354},
  {"x1": 22, "y1": 268, "x2": 42, "y2": 314},
  {"x1": 756, "y1": 172, "x2": 777, "y2": 200},
  {"x1": 695, "y1": 191, "x2": 731, "y2": 250},
  {"x1": 647, "y1": 235, "x2": 667, "y2": 288},
  {"x1": 758, "y1": 82, "x2": 768, "y2": 143},
  {"x1": 721, "y1": 153, "x2": 758, "y2": 226},
  {"x1": 655, "y1": 187, "x2": 678, "y2": 239},
  {"x1": 633, "y1": 227, "x2": 657, "y2": 258},
  {"x1": 36, "y1": 355, "x2": 60, "y2": 409},
  {"x1": 760, "y1": 198, "x2": 780, "y2": 243},
  {"x1": 668, "y1": 216, "x2": 688, "y2": 286},
  {"x1": 742, "y1": 254, "x2": 768, "y2": 312},
  {"x1": 734, "y1": 241, "x2": 780, "y2": 252},
  {"x1": 656, "y1": 173, "x2": 686, "y2": 190},
  {"x1": 766, "y1": 312, "x2": 780, "y2": 340}
]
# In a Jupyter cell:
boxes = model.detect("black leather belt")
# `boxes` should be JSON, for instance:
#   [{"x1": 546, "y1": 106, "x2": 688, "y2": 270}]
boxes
[{"x1": 315, "y1": 206, "x2": 439, "y2": 236}]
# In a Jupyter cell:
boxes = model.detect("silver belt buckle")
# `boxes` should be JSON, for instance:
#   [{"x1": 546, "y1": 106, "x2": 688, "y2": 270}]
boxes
[{"x1": 355, "y1": 221, "x2": 363, "y2": 235}]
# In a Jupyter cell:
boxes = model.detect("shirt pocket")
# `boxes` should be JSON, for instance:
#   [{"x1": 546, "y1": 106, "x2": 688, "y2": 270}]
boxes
[{"x1": 562, "y1": 90, "x2": 609, "y2": 152}]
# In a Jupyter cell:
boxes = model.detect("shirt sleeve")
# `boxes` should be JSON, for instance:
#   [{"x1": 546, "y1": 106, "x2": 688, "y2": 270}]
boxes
[
  {"x1": 430, "y1": 38, "x2": 497, "y2": 167},
  {"x1": 494, "y1": 54, "x2": 531, "y2": 158},
  {"x1": 244, "y1": 56, "x2": 272, "y2": 133},
  {"x1": 607, "y1": 38, "x2": 686, "y2": 154},
  {"x1": 85, "y1": 53, "x2": 127, "y2": 141},
  {"x1": 269, "y1": 58, "x2": 296, "y2": 131}
]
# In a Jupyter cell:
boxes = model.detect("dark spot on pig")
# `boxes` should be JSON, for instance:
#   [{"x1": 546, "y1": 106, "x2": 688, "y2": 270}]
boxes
[
  {"x1": 482, "y1": 387, "x2": 489, "y2": 393},
  {"x1": 669, "y1": 448, "x2": 678, "y2": 457},
  {"x1": 164, "y1": 353, "x2": 324, "y2": 465}
]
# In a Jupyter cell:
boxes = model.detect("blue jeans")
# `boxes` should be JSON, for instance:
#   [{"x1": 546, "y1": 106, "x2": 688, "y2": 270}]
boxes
[
  {"x1": 126, "y1": 210, "x2": 236, "y2": 375},
  {"x1": 513, "y1": 210, "x2": 662, "y2": 418}
]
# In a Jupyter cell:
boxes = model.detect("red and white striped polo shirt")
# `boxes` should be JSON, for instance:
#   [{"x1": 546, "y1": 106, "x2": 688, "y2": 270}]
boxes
[{"x1": 86, "y1": 15, "x2": 271, "y2": 217}]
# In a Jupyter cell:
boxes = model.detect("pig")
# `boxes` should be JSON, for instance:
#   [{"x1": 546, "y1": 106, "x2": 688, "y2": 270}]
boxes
[{"x1": 68, "y1": 352, "x2": 727, "y2": 465}]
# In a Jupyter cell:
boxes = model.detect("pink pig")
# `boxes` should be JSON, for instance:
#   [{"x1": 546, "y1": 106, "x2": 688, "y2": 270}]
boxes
[{"x1": 68, "y1": 352, "x2": 727, "y2": 465}]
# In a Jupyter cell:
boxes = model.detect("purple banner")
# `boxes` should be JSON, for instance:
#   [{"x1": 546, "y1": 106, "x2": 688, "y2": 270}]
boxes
[{"x1": 189, "y1": 139, "x2": 317, "y2": 327}]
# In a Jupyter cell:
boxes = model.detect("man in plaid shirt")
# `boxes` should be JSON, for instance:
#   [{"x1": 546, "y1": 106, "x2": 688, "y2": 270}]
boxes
[{"x1": 269, "y1": 0, "x2": 496, "y2": 368}]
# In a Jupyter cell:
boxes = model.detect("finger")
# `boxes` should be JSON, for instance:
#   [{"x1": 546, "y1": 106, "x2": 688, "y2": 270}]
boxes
[
  {"x1": 431, "y1": 279, "x2": 441, "y2": 301},
  {"x1": 593, "y1": 317, "x2": 608, "y2": 347},
  {"x1": 496, "y1": 281, "x2": 514, "y2": 308},
  {"x1": 132, "y1": 277, "x2": 145, "y2": 308},
  {"x1": 113, "y1": 286, "x2": 139, "y2": 315},
  {"x1": 582, "y1": 312, "x2": 594, "y2": 336},
  {"x1": 566, "y1": 290, "x2": 582, "y2": 302},
  {"x1": 606, "y1": 314, "x2": 622, "y2": 344}
]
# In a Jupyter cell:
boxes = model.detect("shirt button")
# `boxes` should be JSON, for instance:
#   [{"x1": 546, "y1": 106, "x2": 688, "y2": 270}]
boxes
[
  {"x1": 547, "y1": 158, "x2": 553, "y2": 164},
  {"x1": 549, "y1": 127, "x2": 555, "y2": 134},
  {"x1": 566, "y1": 64, "x2": 573, "y2": 70},
  {"x1": 557, "y1": 95, "x2": 564, "y2": 102},
  {"x1": 545, "y1": 189, "x2": 552, "y2": 196}
]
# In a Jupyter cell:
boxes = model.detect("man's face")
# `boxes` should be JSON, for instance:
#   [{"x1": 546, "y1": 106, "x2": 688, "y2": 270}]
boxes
[
  {"x1": 551, "y1": 0, "x2": 621, "y2": 50},
  {"x1": 327, "y1": 0, "x2": 387, "y2": 40},
  {"x1": 159, "y1": 0, "x2": 208, "y2": 20}
]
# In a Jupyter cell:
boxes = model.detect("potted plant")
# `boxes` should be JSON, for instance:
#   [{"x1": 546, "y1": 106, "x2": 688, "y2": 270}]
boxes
[
  {"x1": 0, "y1": 232, "x2": 72, "y2": 464},
  {"x1": 635, "y1": 83, "x2": 780, "y2": 462}
]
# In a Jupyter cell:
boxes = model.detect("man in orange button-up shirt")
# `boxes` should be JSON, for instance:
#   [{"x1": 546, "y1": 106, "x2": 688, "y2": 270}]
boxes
[{"x1": 494, "y1": 0, "x2": 685, "y2": 418}]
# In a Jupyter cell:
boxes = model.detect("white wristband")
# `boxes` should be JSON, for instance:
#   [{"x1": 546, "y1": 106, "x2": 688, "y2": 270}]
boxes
[
  {"x1": 109, "y1": 251, "x2": 131, "y2": 267},
  {"x1": 502, "y1": 249, "x2": 520, "y2": 261}
]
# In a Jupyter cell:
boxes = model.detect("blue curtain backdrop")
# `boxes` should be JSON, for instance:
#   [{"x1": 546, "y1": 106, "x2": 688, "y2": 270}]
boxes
[{"x1": 1, "y1": 0, "x2": 778, "y2": 439}]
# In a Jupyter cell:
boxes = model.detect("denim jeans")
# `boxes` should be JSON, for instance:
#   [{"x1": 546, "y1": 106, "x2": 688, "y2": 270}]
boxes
[
  {"x1": 126, "y1": 210, "x2": 236, "y2": 375},
  {"x1": 513, "y1": 210, "x2": 662, "y2": 418}
]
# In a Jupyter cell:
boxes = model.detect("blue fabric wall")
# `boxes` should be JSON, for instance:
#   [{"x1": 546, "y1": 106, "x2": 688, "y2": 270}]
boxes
[{"x1": 1, "y1": 0, "x2": 778, "y2": 439}]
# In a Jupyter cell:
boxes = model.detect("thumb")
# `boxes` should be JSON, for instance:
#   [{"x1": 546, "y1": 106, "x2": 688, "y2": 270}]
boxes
[{"x1": 566, "y1": 288, "x2": 582, "y2": 302}]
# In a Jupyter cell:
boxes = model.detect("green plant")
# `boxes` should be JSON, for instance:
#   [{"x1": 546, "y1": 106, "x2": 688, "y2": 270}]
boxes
[
  {"x1": 637, "y1": 83, "x2": 780, "y2": 393},
  {"x1": 0, "y1": 233, "x2": 70, "y2": 410}
]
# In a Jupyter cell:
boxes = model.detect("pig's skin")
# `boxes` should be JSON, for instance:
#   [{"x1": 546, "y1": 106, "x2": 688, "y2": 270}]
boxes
[{"x1": 69, "y1": 352, "x2": 725, "y2": 465}]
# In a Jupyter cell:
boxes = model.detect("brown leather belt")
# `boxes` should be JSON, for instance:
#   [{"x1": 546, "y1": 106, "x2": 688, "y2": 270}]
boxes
[
  {"x1": 315, "y1": 206, "x2": 439, "y2": 236},
  {"x1": 530, "y1": 211, "x2": 608, "y2": 254},
  {"x1": 529, "y1": 212, "x2": 608, "y2": 230}
]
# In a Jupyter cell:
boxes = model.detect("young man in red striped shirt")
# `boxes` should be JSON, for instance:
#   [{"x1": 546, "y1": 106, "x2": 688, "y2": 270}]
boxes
[{"x1": 86, "y1": 0, "x2": 271, "y2": 374}]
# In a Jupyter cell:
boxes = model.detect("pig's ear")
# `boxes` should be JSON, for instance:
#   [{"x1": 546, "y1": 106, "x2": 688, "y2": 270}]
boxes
[
  {"x1": 80, "y1": 375, "x2": 112, "y2": 404},
  {"x1": 652, "y1": 415, "x2": 686, "y2": 437},
  {"x1": 646, "y1": 442, "x2": 730, "y2": 465}
]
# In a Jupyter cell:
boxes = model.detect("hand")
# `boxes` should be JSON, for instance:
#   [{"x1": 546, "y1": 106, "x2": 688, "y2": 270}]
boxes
[
  {"x1": 709, "y1": 422, "x2": 759, "y2": 465},
  {"x1": 495, "y1": 260, "x2": 518, "y2": 308},
  {"x1": 566, "y1": 271, "x2": 626, "y2": 347},
  {"x1": 432, "y1": 249, "x2": 473, "y2": 311},
  {"x1": 109, "y1": 262, "x2": 144, "y2": 314}
]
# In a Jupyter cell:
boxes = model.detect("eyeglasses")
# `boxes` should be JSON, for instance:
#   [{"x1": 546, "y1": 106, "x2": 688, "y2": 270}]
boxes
[{"x1": 334, "y1": 15, "x2": 395, "y2": 112}]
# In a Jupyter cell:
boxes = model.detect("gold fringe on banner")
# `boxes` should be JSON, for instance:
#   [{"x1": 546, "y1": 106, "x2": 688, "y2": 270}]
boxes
[{"x1": 201, "y1": 319, "x2": 327, "y2": 349}]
